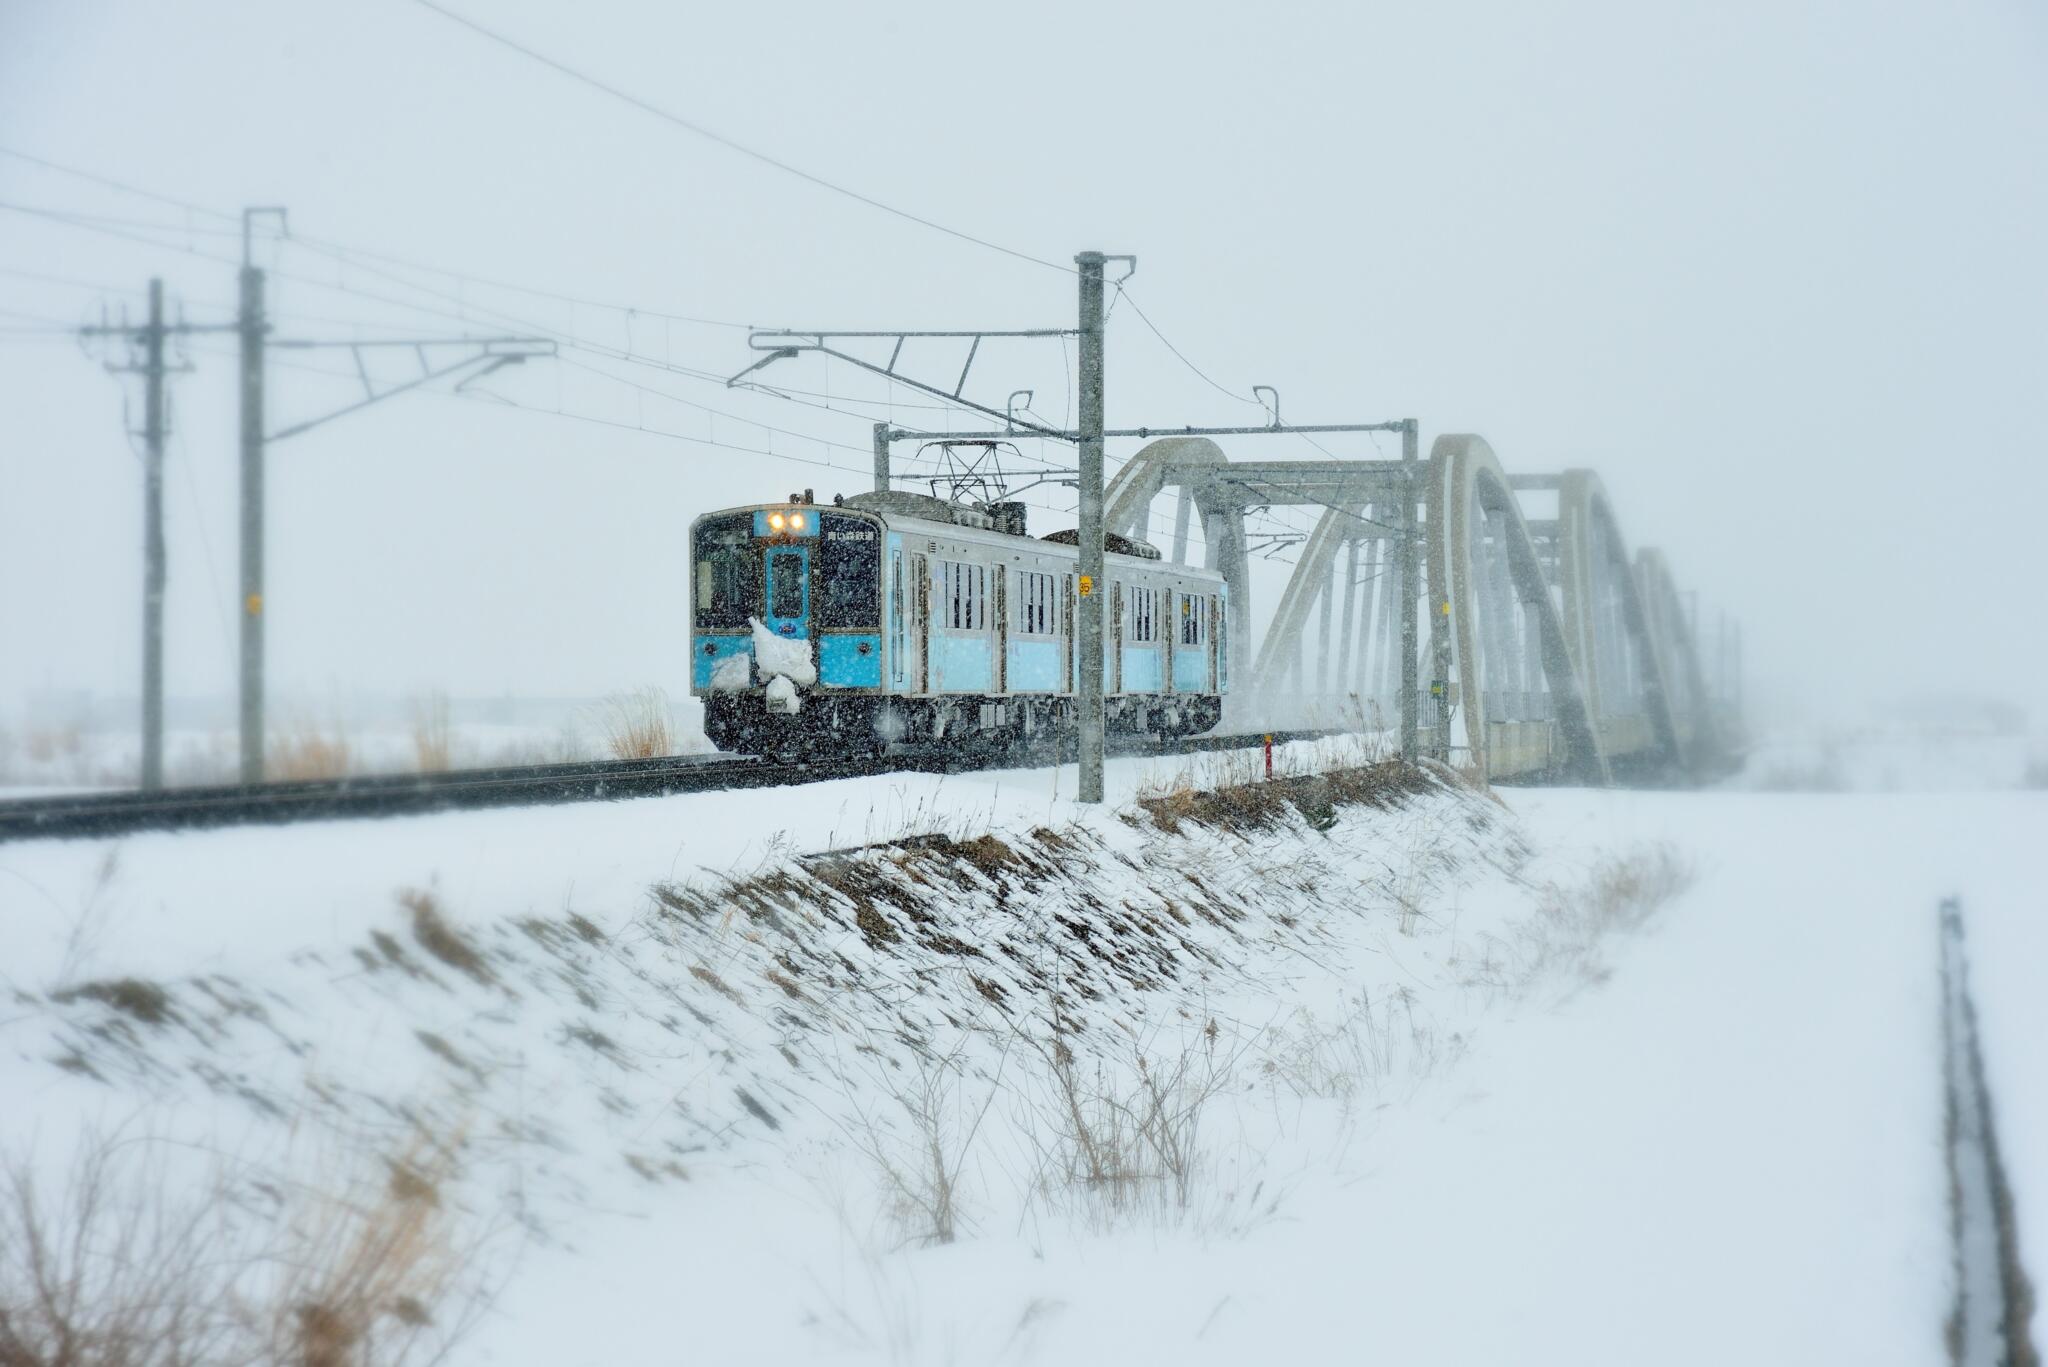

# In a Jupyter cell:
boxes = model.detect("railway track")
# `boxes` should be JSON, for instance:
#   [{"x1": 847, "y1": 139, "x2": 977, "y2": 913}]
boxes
[
  {"x1": 1939, "y1": 897, "x2": 2039, "y2": 1367},
  {"x1": 0, "y1": 729, "x2": 1336, "y2": 845}
]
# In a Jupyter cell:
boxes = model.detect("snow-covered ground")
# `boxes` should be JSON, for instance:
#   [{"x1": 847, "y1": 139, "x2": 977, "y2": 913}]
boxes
[{"x1": 1, "y1": 731, "x2": 2039, "y2": 1363}]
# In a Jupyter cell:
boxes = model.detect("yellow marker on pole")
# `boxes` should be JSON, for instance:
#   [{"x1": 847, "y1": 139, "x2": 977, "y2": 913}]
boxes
[
  {"x1": 1078, "y1": 575, "x2": 1093, "y2": 597},
  {"x1": 245, "y1": 593, "x2": 263, "y2": 616}
]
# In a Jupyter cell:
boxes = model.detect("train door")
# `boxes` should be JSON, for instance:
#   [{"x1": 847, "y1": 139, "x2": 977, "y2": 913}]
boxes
[
  {"x1": 889, "y1": 548, "x2": 907, "y2": 689},
  {"x1": 912, "y1": 554, "x2": 930, "y2": 693},
  {"x1": 1208, "y1": 594, "x2": 1221, "y2": 692},
  {"x1": 763, "y1": 546, "x2": 808, "y2": 640},
  {"x1": 1163, "y1": 591, "x2": 1178, "y2": 696},
  {"x1": 1061, "y1": 574, "x2": 1075, "y2": 693},
  {"x1": 993, "y1": 566, "x2": 1008, "y2": 694},
  {"x1": 1111, "y1": 582, "x2": 1124, "y2": 694}
]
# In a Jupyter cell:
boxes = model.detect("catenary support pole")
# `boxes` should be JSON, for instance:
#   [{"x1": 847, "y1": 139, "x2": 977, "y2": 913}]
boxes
[
  {"x1": 1399, "y1": 417, "x2": 1420, "y2": 760},
  {"x1": 140, "y1": 279, "x2": 167, "y2": 792},
  {"x1": 872, "y1": 421, "x2": 890, "y2": 493},
  {"x1": 1075, "y1": 251, "x2": 1108, "y2": 803},
  {"x1": 238, "y1": 215, "x2": 271, "y2": 784},
  {"x1": 1337, "y1": 536, "x2": 1358, "y2": 702}
]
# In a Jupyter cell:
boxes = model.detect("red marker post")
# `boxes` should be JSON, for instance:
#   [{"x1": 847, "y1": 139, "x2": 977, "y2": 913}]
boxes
[{"x1": 1264, "y1": 733, "x2": 1274, "y2": 780}]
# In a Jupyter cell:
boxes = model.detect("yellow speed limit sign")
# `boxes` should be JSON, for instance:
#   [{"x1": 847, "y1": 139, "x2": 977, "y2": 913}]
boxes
[{"x1": 1078, "y1": 575, "x2": 1094, "y2": 597}]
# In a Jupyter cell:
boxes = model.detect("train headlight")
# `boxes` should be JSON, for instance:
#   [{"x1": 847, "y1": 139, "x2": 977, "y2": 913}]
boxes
[
  {"x1": 790, "y1": 512, "x2": 806, "y2": 530},
  {"x1": 769, "y1": 512, "x2": 787, "y2": 531}
]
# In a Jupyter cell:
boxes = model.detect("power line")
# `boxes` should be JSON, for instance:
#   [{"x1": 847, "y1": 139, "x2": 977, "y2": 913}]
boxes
[
  {"x1": 1113, "y1": 283, "x2": 1260, "y2": 408},
  {"x1": 557, "y1": 355, "x2": 881, "y2": 460},
  {"x1": 445, "y1": 383, "x2": 867, "y2": 477},
  {"x1": 410, "y1": 0, "x2": 1071, "y2": 275},
  {"x1": 0, "y1": 306, "x2": 81, "y2": 330},
  {"x1": 288, "y1": 232, "x2": 755, "y2": 332},
  {"x1": 0, "y1": 198, "x2": 244, "y2": 267},
  {"x1": 1, "y1": 159, "x2": 1043, "y2": 432},
  {"x1": 5, "y1": 161, "x2": 1360, "y2": 544},
  {"x1": 0, "y1": 144, "x2": 238, "y2": 224},
  {"x1": 0, "y1": 263, "x2": 148, "y2": 295},
  {"x1": 2, "y1": 145, "x2": 760, "y2": 333}
]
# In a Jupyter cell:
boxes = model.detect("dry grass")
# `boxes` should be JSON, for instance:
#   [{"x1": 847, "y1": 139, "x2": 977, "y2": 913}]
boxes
[
  {"x1": 598, "y1": 687, "x2": 673, "y2": 760},
  {"x1": 1137, "y1": 759, "x2": 1427, "y2": 836},
  {"x1": 271, "y1": 1138, "x2": 465, "y2": 1367},
  {"x1": 22, "y1": 725, "x2": 83, "y2": 766},
  {"x1": 840, "y1": 1048, "x2": 997, "y2": 1248},
  {"x1": 270, "y1": 724, "x2": 353, "y2": 782},
  {"x1": 410, "y1": 693, "x2": 453, "y2": 773},
  {"x1": 1464, "y1": 843, "x2": 1695, "y2": 998},
  {"x1": 399, "y1": 887, "x2": 496, "y2": 987},
  {"x1": 0, "y1": 1125, "x2": 489, "y2": 1367},
  {"x1": 1015, "y1": 1021, "x2": 1247, "y2": 1228}
]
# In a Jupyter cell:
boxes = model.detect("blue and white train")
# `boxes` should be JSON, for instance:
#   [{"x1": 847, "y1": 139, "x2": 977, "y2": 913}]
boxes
[{"x1": 689, "y1": 489, "x2": 1228, "y2": 757}]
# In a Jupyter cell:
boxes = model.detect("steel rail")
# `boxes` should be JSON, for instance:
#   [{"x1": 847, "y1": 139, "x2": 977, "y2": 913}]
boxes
[{"x1": 0, "y1": 729, "x2": 1341, "y2": 845}]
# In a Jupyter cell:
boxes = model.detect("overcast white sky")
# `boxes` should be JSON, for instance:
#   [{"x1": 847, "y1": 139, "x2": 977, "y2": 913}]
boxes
[{"x1": 2, "y1": 0, "x2": 2044, "y2": 726}]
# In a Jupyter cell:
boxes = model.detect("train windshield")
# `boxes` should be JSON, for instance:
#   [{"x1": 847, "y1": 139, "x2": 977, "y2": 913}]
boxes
[
  {"x1": 816, "y1": 513, "x2": 880, "y2": 628},
  {"x1": 693, "y1": 514, "x2": 758, "y2": 629}
]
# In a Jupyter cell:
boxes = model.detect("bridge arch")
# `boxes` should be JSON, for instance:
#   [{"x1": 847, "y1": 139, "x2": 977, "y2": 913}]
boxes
[
  {"x1": 1427, "y1": 435, "x2": 1604, "y2": 782},
  {"x1": 1634, "y1": 547, "x2": 1718, "y2": 769},
  {"x1": 1555, "y1": 470, "x2": 1681, "y2": 770}
]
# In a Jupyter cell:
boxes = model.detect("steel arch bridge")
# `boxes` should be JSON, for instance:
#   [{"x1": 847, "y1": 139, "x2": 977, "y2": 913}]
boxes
[{"x1": 1104, "y1": 432, "x2": 1739, "y2": 783}]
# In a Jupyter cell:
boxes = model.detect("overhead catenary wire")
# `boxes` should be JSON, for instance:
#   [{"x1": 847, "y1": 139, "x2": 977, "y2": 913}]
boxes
[
  {"x1": 0, "y1": 144, "x2": 240, "y2": 225},
  {"x1": 16, "y1": 193, "x2": 1366, "y2": 552},
  {"x1": 4, "y1": 165, "x2": 1164, "y2": 484},
  {"x1": 7, "y1": 156, "x2": 1368, "y2": 549},
  {"x1": 409, "y1": 0, "x2": 1072, "y2": 276}
]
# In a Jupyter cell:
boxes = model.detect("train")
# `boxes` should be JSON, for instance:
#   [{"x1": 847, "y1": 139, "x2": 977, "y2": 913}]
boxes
[{"x1": 688, "y1": 488, "x2": 1229, "y2": 758}]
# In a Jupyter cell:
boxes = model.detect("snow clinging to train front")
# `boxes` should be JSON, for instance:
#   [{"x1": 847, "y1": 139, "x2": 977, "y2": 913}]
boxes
[{"x1": 749, "y1": 616, "x2": 817, "y2": 686}]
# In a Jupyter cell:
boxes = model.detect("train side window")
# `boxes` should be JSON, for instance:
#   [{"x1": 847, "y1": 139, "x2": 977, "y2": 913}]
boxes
[
  {"x1": 1015, "y1": 570, "x2": 1054, "y2": 636},
  {"x1": 938, "y1": 559, "x2": 986, "y2": 631},
  {"x1": 1127, "y1": 586, "x2": 1157, "y2": 643},
  {"x1": 769, "y1": 554, "x2": 804, "y2": 618},
  {"x1": 816, "y1": 514, "x2": 879, "y2": 628},
  {"x1": 691, "y1": 515, "x2": 758, "y2": 630},
  {"x1": 1180, "y1": 593, "x2": 1208, "y2": 646}
]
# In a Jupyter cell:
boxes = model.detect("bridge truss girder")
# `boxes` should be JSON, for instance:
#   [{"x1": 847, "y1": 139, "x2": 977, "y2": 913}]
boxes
[{"x1": 1105, "y1": 432, "x2": 1731, "y2": 785}]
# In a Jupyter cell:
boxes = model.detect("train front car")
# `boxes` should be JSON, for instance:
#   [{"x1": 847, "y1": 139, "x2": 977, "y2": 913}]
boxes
[{"x1": 690, "y1": 496, "x2": 884, "y2": 758}]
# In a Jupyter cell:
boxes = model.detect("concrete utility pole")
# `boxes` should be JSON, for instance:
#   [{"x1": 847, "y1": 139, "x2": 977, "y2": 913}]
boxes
[
  {"x1": 139, "y1": 281, "x2": 168, "y2": 791},
  {"x1": 1074, "y1": 251, "x2": 1108, "y2": 804},
  {"x1": 78, "y1": 212, "x2": 548, "y2": 791},
  {"x1": 871, "y1": 420, "x2": 891, "y2": 492},
  {"x1": 81, "y1": 278, "x2": 206, "y2": 792},
  {"x1": 238, "y1": 208, "x2": 282, "y2": 784},
  {"x1": 1399, "y1": 417, "x2": 1421, "y2": 762}
]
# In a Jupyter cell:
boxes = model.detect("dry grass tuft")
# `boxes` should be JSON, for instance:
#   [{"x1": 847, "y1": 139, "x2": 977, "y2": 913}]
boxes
[
  {"x1": 50, "y1": 977, "x2": 176, "y2": 1028},
  {"x1": 1138, "y1": 760, "x2": 1426, "y2": 836},
  {"x1": 277, "y1": 1137, "x2": 465, "y2": 1367},
  {"x1": 270, "y1": 724, "x2": 353, "y2": 782},
  {"x1": 1016, "y1": 1022, "x2": 1247, "y2": 1229},
  {"x1": 22, "y1": 725, "x2": 82, "y2": 766},
  {"x1": 0, "y1": 1126, "x2": 489, "y2": 1367},
  {"x1": 399, "y1": 887, "x2": 496, "y2": 987},
  {"x1": 410, "y1": 692, "x2": 454, "y2": 773},
  {"x1": 599, "y1": 687, "x2": 673, "y2": 760},
  {"x1": 1467, "y1": 843, "x2": 1696, "y2": 997}
]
